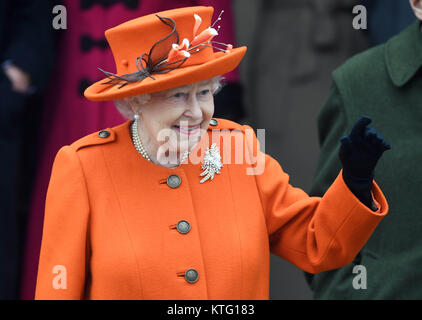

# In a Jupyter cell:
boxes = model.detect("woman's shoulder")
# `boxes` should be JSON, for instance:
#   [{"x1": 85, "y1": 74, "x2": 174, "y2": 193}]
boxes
[
  {"x1": 68, "y1": 120, "x2": 130, "y2": 152},
  {"x1": 63, "y1": 118, "x2": 253, "y2": 155},
  {"x1": 207, "y1": 118, "x2": 251, "y2": 132}
]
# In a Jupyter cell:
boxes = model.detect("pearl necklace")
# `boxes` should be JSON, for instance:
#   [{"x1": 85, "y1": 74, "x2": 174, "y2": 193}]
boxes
[
  {"x1": 131, "y1": 116, "x2": 151, "y2": 161},
  {"x1": 131, "y1": 115, "x2": 190, "y2": 165}
]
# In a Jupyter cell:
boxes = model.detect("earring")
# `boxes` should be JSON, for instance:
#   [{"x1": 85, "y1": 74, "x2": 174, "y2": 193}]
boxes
[{"x1": 128, "y1": 98, "x2": 140, "y2": 122}]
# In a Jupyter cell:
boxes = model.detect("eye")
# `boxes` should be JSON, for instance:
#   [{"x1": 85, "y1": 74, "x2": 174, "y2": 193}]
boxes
[
  {"x1": 169, "y1": 92, "x2": 187, "y2": 100},
  {"x1": 197, "y1": 89, "x2": 211, "y2": 100}
]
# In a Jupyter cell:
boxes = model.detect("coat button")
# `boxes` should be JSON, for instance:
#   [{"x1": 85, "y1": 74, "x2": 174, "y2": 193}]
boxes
[
  {"x1": 185, "y1": 269, "x2": 199, "y2": 283},
  {"x1": 210, "y1": 118, "x2": 218, "y2": 126},
  {"x1": 177, "y1": 220, "x2": 191, "y2": 234},
  {"x1": 98, "y1": 130, "x2": 110, "y2": 138},
  {"x1": 167, "y1": 175, "x2": 181, "y2": 189}
]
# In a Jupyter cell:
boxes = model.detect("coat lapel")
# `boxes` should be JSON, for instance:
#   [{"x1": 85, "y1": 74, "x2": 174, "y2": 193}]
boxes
[{"x1": 385, "y1": 20, "x2": 422, "y2": 87}]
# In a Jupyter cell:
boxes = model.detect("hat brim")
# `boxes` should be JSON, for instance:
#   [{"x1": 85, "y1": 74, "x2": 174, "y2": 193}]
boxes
[{"x1": 84, "y1": 46, "x2": 247, "y2": 101}]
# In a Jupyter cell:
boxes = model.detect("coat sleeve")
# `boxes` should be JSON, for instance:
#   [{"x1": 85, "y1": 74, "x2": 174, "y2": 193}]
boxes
[
  {"x1": 243, "y1": 124, "x2": 388, "y2": 274},
  {"x1": 35, "y1": 146, "x2": 90, "y2": 300}
]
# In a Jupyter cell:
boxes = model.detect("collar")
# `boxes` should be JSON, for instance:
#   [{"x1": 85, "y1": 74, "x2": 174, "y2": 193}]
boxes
[{"x1": 385, "y1": 20, "x2": 422, "y2": 87}]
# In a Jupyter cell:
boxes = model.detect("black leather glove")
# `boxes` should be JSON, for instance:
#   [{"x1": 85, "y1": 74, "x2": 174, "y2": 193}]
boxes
[{"x1": 339, "y1": 116, "x2": 391, "y2": 210}]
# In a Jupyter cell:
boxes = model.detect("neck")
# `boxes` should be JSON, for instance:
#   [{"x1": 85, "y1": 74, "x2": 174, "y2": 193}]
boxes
[{"x1": 135, "y1": 120, "x2": 185, "y2": 168}]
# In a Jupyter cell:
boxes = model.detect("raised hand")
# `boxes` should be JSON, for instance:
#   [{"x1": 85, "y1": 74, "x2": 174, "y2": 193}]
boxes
[
  {"x1": 339, "y1": 116, "x2": 391, "y2": 209},
  {"x1": 340, "y1": 116, "x2": 391, "y2": 179}
]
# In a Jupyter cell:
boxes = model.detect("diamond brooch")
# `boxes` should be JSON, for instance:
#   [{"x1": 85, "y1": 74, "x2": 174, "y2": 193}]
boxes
[{"x1": 200, "y1": 143, "x2": 223, "y2": 183}]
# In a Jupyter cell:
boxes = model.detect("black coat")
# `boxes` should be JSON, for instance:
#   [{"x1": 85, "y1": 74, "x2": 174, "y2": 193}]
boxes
[
  {"x1": 361, "y1": 0, "x2": 415, "y2": 45},
  {"x1": 0, "y1": 0, "x2": 55, "y2": 91},
  {"x1": 0, "y1": 0, "x2": 55, "y2": 299}
]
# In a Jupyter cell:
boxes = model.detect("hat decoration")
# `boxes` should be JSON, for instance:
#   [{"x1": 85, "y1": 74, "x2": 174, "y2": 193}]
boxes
[{"x1": 98, "y1": 10, "x2": 232, "y2": 89}]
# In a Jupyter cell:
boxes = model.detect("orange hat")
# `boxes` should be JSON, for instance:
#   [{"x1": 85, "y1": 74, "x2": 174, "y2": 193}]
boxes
[{"x1": 84, "y1": 6, "x2": 247, "y2": 101}]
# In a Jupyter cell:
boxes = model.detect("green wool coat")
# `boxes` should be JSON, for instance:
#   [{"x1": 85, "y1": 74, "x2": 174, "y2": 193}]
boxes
[{"x1": 307, "y1": 20, "x2": 422, "y2": 299}]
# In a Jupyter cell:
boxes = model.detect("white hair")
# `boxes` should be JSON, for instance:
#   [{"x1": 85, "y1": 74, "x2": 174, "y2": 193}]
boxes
[{"x1": 114, "y1": 76, "x2": 223, "y2": 120}]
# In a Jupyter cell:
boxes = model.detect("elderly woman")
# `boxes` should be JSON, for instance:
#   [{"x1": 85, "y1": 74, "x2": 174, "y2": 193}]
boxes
[{"x1": 35, "y1": 6, "x2": 390, "y2": 300}]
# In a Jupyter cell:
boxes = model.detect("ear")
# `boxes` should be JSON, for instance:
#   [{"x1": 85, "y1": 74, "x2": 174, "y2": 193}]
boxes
[
  {"x1": 410, "y1": 0, "x2": 422, "y2": 20},
  {"x1": 125, "y1": 97, "x2": 141, "y2": 115}
]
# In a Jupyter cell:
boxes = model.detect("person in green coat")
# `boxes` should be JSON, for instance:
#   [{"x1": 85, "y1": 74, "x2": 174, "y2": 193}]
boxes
[{"x1": 306, "y1": 0, "x2": 422, "y2": 299}]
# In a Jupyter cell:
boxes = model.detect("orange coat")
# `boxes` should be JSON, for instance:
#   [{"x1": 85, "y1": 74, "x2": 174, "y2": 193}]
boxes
[{"x1": 35, "y1": 118, "x2": 388, "y2": 300}]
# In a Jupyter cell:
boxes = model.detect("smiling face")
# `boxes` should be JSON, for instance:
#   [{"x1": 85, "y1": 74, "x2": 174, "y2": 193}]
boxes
[{"x1": 130, "y1": 78, "x2": 219, "y2": 166}]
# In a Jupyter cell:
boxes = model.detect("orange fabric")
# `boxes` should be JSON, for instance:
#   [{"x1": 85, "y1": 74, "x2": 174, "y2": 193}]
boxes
[
  {"x1": 83, "y1": 6, "x2": 247, "y2": 101},
  {"x1": 35, "y1": 119, "x2": 388, "y2": 300}
]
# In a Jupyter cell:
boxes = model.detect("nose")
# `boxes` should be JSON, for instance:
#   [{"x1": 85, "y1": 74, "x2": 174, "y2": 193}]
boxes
[{"x1": 184, "y1": 94, "x2": 203, "y2": 120}]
